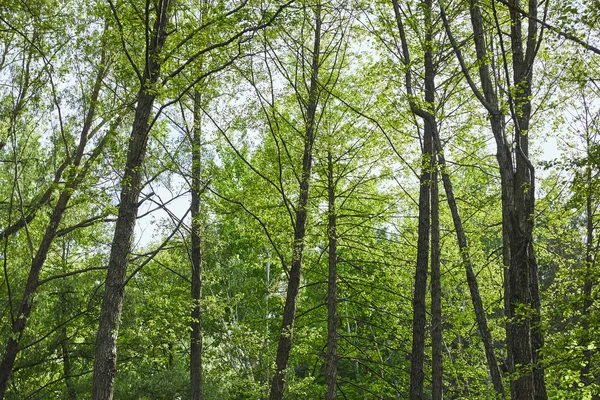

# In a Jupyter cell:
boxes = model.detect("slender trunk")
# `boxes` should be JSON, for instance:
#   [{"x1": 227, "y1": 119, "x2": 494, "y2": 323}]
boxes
[
  {"x1": 409, "y1": 122, "x2": 432, "y2": 400},
  {"x1": 433, "y1": 132, "x2": 506, "y2": 397},
  {"x1": 430, "y1": 167, "x2": 442, "y2": 400},
  {"x1": 91, "y1": 3, "x2": 172, "y2": 399},
  {"x1": 580, "y1": 129, "x2": 597, "y2": 397},
  {"x1": 392, "y1": 0, "x2": 435, "y2": 395},
  {"x1": 0, "y1": 41, "x2": 107, "y2": 398},
  {"x1": 59, "y1": 291, "x2": 77, "y2": 400},
  {"x1": 190, "y1": 91, "x2": 204, "y2": 400},
  {"x1": 325, "y1": 151, "x2": 338, "y2": 400},
  {"x1": 269, "y1": 6, "x2": 321, "y2": 399}
]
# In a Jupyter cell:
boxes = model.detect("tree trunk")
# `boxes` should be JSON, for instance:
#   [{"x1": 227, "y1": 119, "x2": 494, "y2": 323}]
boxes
[
  {"x1": 442, "y1": 0, "x2": 547, "y2": 396},
  {"x1": 581, "y1": 128, "x2": 598, "y2": 398},
  {"x1": 433, "y1": 131, "x2": 506, "y2": 397},
  {"x1": 430, "y1": 167, "x2": 443, "y2": 400},
  {"x1": 190, "y1": 91, "x2": 204, "y2": 400},
  {"x1": 269, "y1": 5, "x2": 321, "y2": 399},
  {"x1": 91, "y1": 3, "x2": 172, "y2": 399},
  {"x1": 390, "y1": 0, "x2": 435, "y2": 396},
  {"x1": 325, "y1": 151, "x2": 338, "y2": 400},
  {"x1": 507, "y1": 1, "x2": 546, "y2": 397}
]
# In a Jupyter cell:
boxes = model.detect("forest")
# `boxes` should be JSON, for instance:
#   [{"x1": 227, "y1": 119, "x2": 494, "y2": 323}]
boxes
[{"x1": 0, "y1": 0, "x2": 599, "y2": 399}]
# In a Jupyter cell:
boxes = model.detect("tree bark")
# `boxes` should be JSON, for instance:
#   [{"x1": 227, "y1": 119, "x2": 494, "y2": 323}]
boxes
[
  {"x1": 325, "y1": 151, "x2": 338, "y2": 400},
  {"x1": 269, "y1": 5, "x2": 321, "y2": 399},
  {"x1": 430, "y1": 167, "x2": 443, "y2": 400},
  {"x1": 507, "y1": 0, "x2": 546, "y2": 397},
  {"x1": 190, "y1": 90, "x2": 204, "y2": 400},
  {"x1": 442, "y1": 0, "x2": 547, "y2": 396},
  {"x1": 91, "y1": 2, "x2": 172, "y2": 399},
  {"x1": 391, "y1": 1, "x2": 434, "y2": 397}
]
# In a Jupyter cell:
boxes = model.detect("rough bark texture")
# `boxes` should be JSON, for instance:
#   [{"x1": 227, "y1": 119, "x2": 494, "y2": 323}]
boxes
[
  {"x1": 269, "y1": 5, "x2": 321, "y2": 399},
  {"x1": 440, "y1": 0, "x2": 547, "y2": 397},
  {"x1": 430, "y1": 168, "x2": 443, "y2": 400},
  {"x1": 507, "y1": 1, "x2": 546, "y2": 398},
  {"x1": 0, "y1": 41, "x2": 107, "y2": 398},
  {"x1": 325, "y1": 151, "x2": 338, "y2": 400},
  {"x1": 91, "y1": 3, "x2": 172, "y2": 399},
  {"x1": 190, "y1": 91, "x2": 204, "y2": 400}
]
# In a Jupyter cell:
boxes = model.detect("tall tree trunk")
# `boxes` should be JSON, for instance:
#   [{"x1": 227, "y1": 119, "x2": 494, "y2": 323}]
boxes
[
  {"x1": 190, "y1": 91, "x2": 204, "y2": 400},
  {"x1": 433, "y1": 131, "x2": 506, "y2": 397},
  {"x1": 269, "y1": 5, "x2": 321, "y2": 399},
  {"x1": 507, "y1": 1, "x2": 546, "y2": 397},
  {"x1": 430, "y1": 167, "x2": 443, "y2": 400},
  {"x1": 91, "y1": 3, "x2": 172, "y2": 399},
  {"x1": 409, "y1": 114, "x2": 432, "y2": 400},
  {"x1": 581, "y1": 127, "x2": 598, "y2": 398},
  {"x1": 325, "y1": 151, "x2": 338, "y2": 400},
  {"x1": 0, "y1": 40, "x2": 108, "y2": 398},
  {"x1": 442, "y1": 0, "x2": 546, "y2": 396},
  {"x1": 391, "y1": 0, "x2": 434, "y2": 396}
]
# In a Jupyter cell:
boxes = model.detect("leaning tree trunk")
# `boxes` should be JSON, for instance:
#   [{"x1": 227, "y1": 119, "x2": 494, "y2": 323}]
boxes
[
  {"x1": 91, "y1": 2, "x2": 172, "y2": 399},
  {"x1": 325, "y1": 151, "x2": 338, "y2": 400},
  {"x1": 190, "y1": 90, "x2": 204, "y2": 400},
  {"x1": 269, "y1": 5, "x2": 321, "y2": 399},
  {"x1": 433, "y1": 129, "x2": 506, "y2": 397}
]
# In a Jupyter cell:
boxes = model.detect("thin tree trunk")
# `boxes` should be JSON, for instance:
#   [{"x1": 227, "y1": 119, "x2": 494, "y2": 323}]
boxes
[
  {"x1": 190, "y1": 90, "x2": 204, "y2": 400},
  {"x1": 433, "y1": 132, "x2": 506, "y2": 397},
  {"x1": 430, "y1": 167, "x2": 443, "y2": 400},
  {"x1": 390, "y1": 1, "x2": 434, "y2": 396},
  {"x1": 269, "y1": 5, "x2": 321, "y2": 399},
  {"x1": 581, "y1": 127, "x2": 599, "y2": 398},
  {"x1": 325, "y1": 151, "x2": 338, "y2": 400},
  {"x1": 409, "y1": 120, "x2": 432, "y2": 400},
  {"x1": 59, "y1": 291, "x2": 77, "y2": 400},
  {"x1": 0, "y1": 40, "x2": 108, "y2": 398},
  {"x1": 91, "y1": 3, "x2": 172, "y2": 399}
]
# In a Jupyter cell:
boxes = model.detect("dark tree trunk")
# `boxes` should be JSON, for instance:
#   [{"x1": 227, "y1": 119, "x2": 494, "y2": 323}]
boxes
[
  {"x1": 190, "y1": 91, "x2": 204, "y2": 400},
  {"x1": 441, "y1": 0, "x2": 547, "y2": 396},
  {"x1": 506, "y1": 1, "x2": 546, "y2": 398},
  {"x1": 325, "y1": 151, "x2": 338, "y2": 400},
  {"x1": 269, "y1": 6, "x2": 321, "y2": 399},
  {"x1": 430, "y1": 167, "x2": 442, "y2": 400},
  {"x1": 391, "y1": 1, "x2": 435, "y2": 397},
  {"x1": 0, "y1": 40, "x2": 108, "y2": 398},
  {"x1": 408, "y1": 118, "x2": 432, "y2": 400},
  {"x1": 91, "y1": 3, "x2": 172, "y2": 399}
]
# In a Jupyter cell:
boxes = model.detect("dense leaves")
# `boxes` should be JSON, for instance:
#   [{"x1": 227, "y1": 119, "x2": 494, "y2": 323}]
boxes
[{"x1": 0, "y1": 0, "x2": 598, "y2": 399}]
